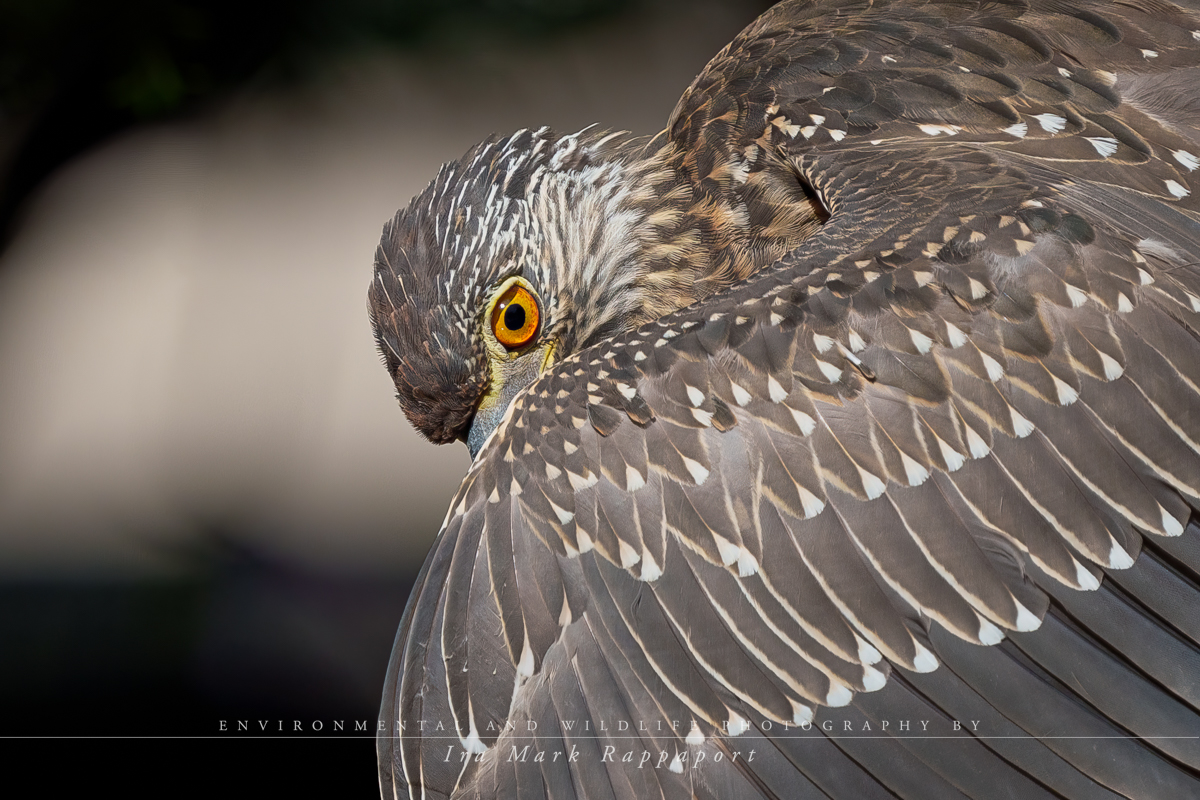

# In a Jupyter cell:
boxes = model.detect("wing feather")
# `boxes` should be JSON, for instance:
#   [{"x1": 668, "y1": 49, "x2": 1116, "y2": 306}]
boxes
[{"x1": 381, "y1": 1, "x2": 1200, "y2": 796}]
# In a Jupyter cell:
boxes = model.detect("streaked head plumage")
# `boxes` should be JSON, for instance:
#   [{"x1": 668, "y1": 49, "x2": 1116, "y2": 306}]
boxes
[{"x1": 368, "y1": 126, "x2": 647, "y2": 446}]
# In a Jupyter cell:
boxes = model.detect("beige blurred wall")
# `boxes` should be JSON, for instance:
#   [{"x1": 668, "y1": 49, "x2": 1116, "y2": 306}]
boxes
[{"x1": 0, "y1": 1, "x2": 763, "y2": 576}]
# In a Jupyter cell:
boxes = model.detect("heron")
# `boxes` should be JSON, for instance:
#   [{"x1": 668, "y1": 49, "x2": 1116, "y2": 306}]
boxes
[{"x1": 369, "y1": 1, "x2": 1200, "y2": 796}]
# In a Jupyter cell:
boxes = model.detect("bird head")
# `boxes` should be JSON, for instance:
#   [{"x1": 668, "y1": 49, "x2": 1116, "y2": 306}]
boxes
[{"x1": 369, "y1": 126, "x2": 665, "y2": 457}]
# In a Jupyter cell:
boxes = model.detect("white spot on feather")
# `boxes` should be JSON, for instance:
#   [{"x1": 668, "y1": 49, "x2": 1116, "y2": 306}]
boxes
[
  {"x1": 1085, "y1": 137, "x2": 1118, "y2": 158},
  {"x1": 458, "y1": 705, "x2": 487, "y2": 753},
  {"x1": 1002, "y1": 122, "x2": 1028, "y2": 138},
  {"x1": 548, "y1": 499, "x2": 574, "y2": 525},
  {"x1": 1033, "y1": 113, "x2": 1067, "y2": 133},
  {"x1": 858, "y1": 467, "x2": 887, "y2": 500},
  {"x1": 1052, "y1": 375, "x2": 1078, "y2": 405},
  {"x1": 559, "y1": 593, "x2": 573, "y2": 625},
  {"x1": 1074, "y1": 560, "x2": 1100, "y2": 591},
  {"x1": 767, "y1": 375, "x2": 787, "y2": 402},
  {"x1": 621, "y1": 465, "x2": 645, "y2": 492},
  {"x1": 576, "y1": 529, "x2": 595, "y2": 553},
  {"x1": 978, "y1": 617, "x2": 1005, "y2": 645},
  {"x1": 981, "y1": 353, "x2": 1004, "y2": 381},
  {"x1": 1009, "y1": 407, "x2": 1035, "y2": 438},
  {"x1": 619, "y1": 540, "x2": 641, "y2": 568},
  {"x1": 813, "y1": 333, "x2": 835, "y2": 352},
  {"x1": 792, "y1": 701, "x2": 814, "y2": 726},
  {"x1": 790, "y1": 408, "x2": 816, "y2": 436},
  {"x1": 1166, "y1": 179, "x2": 1190, "y2": 198},
  {"x1": 828, "y1": 129, "x2": 847, "y2": 142},
  {"x1": 909, "y1": 329, "x2": 933, "y2": 353},
  {"x1": 462, "y1": 728, "x2": 488, "y2": 755},
  {"x1": 900, "y1": 452, "x2": 930, "y2": 486},
  {"x1": 727, "y1": 712, "x2": 750, "y2": 736},
  {"x1": 617, "y1": 382, "x2": 636, "y2": 400},
  {"x1": 639, "y1": 550, "x2": 663, "y2": 581},
  {"x1": 1108, "y1": 540, "x2": 1134, "y2": 569},
  {"x1": 729, "y1": 382, "x2": 752, "y2": 406},
  {"x1": 799, "y1": 486, "x2": 826, "y2": 519},
  {"x1": 826, "y1": 683, "x2": 853, "y2": 707},
  {"x1": 945, "y1": 323, "x2": 967, "y2": 348},
  {"x1": 692, "y1": 408, "x2": 714, "y2": 427},
  {"x1": 848, "y1": 329, "x2": 867, "y2": 352},
  {"x1": 1173, "y1": 150, "x2": 1200, "y2": 171},
  {"x1": 918, "y1": 123, "x2": 962, "y2": 136},
  {"x1": 816, "y1": 360, "x2": 843, "y2": 382},
  {"x1": 968, "y1": 278, "x2": 989, "y2": 299},
  {"x1": 770, "y1": 116, "x2": 801, "y2": 138},
  {"x1": 936, "y1": 437, "x2": 966, "y2": 472},
  {"x1": 1013, "y1": 601, "x2": 1042, "y2": 632},
  {"x1": 1141, "y1": 48, "x2": 1159, "y2": 58},
  {"x1": 810, "y1": 114, "x2": 826, "y2": 125},
  {"x1": 737, "y1": 548, "x2": 759, "y2": 577},
  {"x1": 567, "y1": 470, "x2": 596, "y2": 491},
  {"x1": 857, "y1": 637, "x2": 883, "y2": 665},
  {"x1": 964, "y1": 425, "x2": 990, "y2": 458},
  {"x1": 713, "y1": 535, "x2": 740, "y2": 566},
  {"x1": 912, "y1": 642, "x2": 939, "y2": 672},
  {"x1": 686, "y1": 720, "x2": 704, "y2": 746},
  {"x1": 682, "y1": 456, "x2": 709, "y2": 485},
  {"x1": 685, "y1": 385, "x2": 705, "y2": 406},
  {"x1": 517, "y1": 636, "x2": 535, "y2": 677},
  {"x1": 881, "y1": 54, "x2": 897, "y2": 63},
  {"x1": 1099, "y1": 352, "x2": 1124, "y2": 381},
  {"x1": 669, "y1": 753, "x2": 684, "y2": 773},
  {"x1": 1066, "y1": 285, "x2": 1088, "y2": 307},
  {"x1": 862, "y1": 665, "x2": 887, "y2": 691},
  {"x1": 1117, "y1": 293, "x2": 1134, "y2": 313},
  {"x1": 1161, "y1": 506, "x2": 1185, "y2": 537}
]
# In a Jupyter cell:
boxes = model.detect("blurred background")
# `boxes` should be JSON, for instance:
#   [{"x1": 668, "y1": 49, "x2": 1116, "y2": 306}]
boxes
[{"x1": 0, "y1": 0, "x2": 773, "y2": 792}]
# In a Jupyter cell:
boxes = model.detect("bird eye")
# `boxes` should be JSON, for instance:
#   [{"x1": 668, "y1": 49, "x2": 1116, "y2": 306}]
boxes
[{"x1": 491, "y1": 284, "x2": 540, "y2": 349}]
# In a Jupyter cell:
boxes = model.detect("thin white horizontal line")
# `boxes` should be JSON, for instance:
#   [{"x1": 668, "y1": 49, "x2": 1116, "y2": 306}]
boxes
[
  {"x1": 383, "y1": 735, "x2": 1198, "y2": 740},
  {"x1": 12, "y1": 735, "x2": 1196, "y2": 741}
]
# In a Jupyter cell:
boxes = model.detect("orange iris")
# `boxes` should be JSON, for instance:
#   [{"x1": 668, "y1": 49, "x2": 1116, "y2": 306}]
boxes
[{"x1": 491, "y1": 284, "x2": 540, "y2": 349}]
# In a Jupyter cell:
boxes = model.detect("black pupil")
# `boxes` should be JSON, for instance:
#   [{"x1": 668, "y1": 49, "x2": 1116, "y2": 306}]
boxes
[{"x1": 504, "y1": 302, "x2": 526, "y2": 332}]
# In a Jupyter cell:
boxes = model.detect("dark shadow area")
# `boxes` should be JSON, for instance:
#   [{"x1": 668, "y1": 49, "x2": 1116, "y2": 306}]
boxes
[
  {"x1": 2, "y1": 531, "x2": 418, "y2": 734},
  {"x1": 0, "y1": 0, "x2": 636, "y2": 250},
  {"x1": 2, "y1": 529, "x2": 417, "y2": 792}
]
